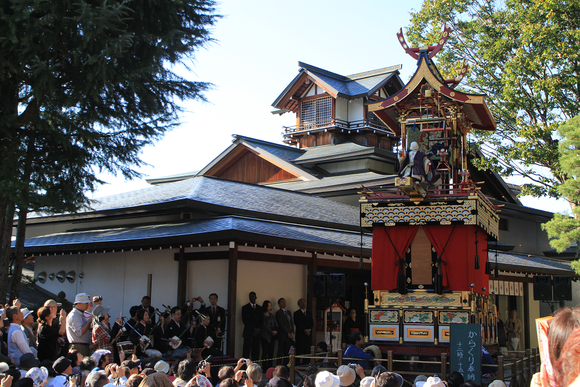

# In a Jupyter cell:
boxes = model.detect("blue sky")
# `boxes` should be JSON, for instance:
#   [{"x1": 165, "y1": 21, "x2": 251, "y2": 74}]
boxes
[{"x1": 90, "y1": 0, "x2": 570, "y2": 214}]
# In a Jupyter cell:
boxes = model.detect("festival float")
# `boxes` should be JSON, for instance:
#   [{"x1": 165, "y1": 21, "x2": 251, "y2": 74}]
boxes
[{"x1": 360, "y1": 26, "x2": 500, "y2": 356}]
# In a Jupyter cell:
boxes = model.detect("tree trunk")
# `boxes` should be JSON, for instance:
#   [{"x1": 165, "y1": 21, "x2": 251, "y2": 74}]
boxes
[
  {"x1": 9, "y1": 206, "x2": 28, "y2": 303},
  {"x1": 0, "y1": 200, "x2": 15, "y2": 306}
]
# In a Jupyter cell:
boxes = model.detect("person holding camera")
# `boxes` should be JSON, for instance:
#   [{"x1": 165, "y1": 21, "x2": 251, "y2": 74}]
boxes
[{"x1": 343, "y1": 332, "x2": 374, "y2": 370}]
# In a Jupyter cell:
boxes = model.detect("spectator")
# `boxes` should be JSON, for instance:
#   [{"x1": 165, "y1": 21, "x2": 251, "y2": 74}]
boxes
[
  {"x1": 126, "y1": 375, "x2": 145, "y2": 387},
  {"x1": 66, "y1": 294, "x2": 92, "y2": 356},
  {"x1": 24, "y1": 367, "x2": 49, "y2": 387},
  {"x1": 138, "y1": 373, "x2": 175, "y2": 387},
  {"x1": 47, "y1": 357, "x2": 74, "y2": 387},
  {"x1": 447, "y1": 372, "x2": 464, "y2": 387},
  {"x1": 336, "y1": 366, "x2": 356, "y2": 387},
  {"x1": 6, "y1": 307, "x2": 37, "y2": 365},
  {"x1": 375, "y1": 373, "x2": 403, "y2": 387},
  {"x1": 246, "y1": 364, "x2": 263, "y2": 386},
  {"x1": 422, "y1": 377, "x2": 445, "y2": 387},
  {"x1": 174, "y1": 360, "x2": 196, "y2": 387},
  {"x1": 314, "y1": 371, "x2": 339, "y2": 387},
  {"x1": 36, "y1": 307, "x2": 62, "y2": 362},
  {"x1": 18, "y1": 354, "x2": 40, "y2": 379},
  {"x1": 413, "y1": 375, "x2": 427, "y2": 387},
  {"x1": 359, "y1": 377, "x2": 374, "y2": 387},
  {"x1": 343, "y1": 332, "x2": 374, "y2": 370}
]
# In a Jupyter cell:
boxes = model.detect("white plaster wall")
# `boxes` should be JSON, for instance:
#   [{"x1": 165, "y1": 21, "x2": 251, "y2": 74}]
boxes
[
  {"x1": 234, "y1": 260, "x2": 307, "y2": 357},
  {"x1": 335, "y1": 98, "x2": 348, "y2": 121},
  {"x1": 187, "y1": 260, "x2": 229, "y2": 306},
  {"x1": 527, "y1": 283, "x2": 540, "y2": 349},
  {"x1": 35, "y1": 250, "x2": 178, "y2": 318},
  {"x1": 347, "y1": 99, "x2": 364, "y2": 121}
]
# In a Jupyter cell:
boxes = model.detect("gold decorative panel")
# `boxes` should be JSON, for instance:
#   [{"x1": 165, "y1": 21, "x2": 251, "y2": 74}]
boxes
[
  {"x1": 378, "y1": 291, "x2": 465, "y2": 307},
  {"x1": 362, "y1": 200, "x2": 475, "y2": 226},
  {"x1": 361, "y1": 195, "x2": 499, "y2": 239}
]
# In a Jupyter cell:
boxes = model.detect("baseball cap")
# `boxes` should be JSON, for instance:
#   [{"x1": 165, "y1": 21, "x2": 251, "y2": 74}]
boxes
[
  {"x1": 44, "y1": 299, "x2": 61, "y2": 307},
  {"x1": 93, "y1": 296, "x2": 103, "y2": 302}
]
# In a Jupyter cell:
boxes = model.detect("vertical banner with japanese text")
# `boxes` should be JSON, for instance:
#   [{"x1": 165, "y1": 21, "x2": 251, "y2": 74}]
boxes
[{"x1": 450, "y1": 324, "x2": 481, "y2": 384}]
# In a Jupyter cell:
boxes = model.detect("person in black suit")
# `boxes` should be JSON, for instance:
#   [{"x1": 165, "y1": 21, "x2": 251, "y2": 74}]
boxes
[
  {"x1": 202, "y1": 293, "x2": 226, "y2": 350},
  {"x1": 134, "y1": 296, "x2": 156, "y2": 325},
  {"x1": 275, "y1": 298, "x2": 294, "y2": 364},
  {"x1": 241, "y1": 291, "x2": 263, "y2": 360},
  {"x1": 293, "y1": 298, "x2": 314, "y2": 363}
]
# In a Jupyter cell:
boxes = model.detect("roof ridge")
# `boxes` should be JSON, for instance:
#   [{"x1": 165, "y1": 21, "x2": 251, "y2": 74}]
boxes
[
  {"x1": 298, "y1": 61, "x2": 349, "y2": 82},
  {"x1": 346, "y1": 64, "x2": 402, "y2": 80},
  {"x1": 233, "y1": 134, "x2": 305, "y2": 153}
]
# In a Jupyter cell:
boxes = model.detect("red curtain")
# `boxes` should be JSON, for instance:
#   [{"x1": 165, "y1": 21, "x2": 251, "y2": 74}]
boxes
[
  {"x1": 423, "y1": 225, "x2": 489, "y2": 295},
  {"x1": 371, "y1": 226, "x2": 418, "y2": 290}
]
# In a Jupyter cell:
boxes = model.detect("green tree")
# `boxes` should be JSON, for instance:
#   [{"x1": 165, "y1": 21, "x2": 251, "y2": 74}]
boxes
[
  {"x1": 542, "y1": 117, "x2": 580, "y2": 272},
  {"x1": 406, "y1": 0, "x2": 580, "y2": 199},
  {"x1": 0, "y1": 0, "x2": 219, "y2": 302}
]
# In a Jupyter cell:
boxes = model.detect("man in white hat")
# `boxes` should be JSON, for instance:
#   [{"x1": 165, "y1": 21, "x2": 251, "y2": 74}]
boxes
[
  {"x1": 21, "y1": 308, "x2": 37, "y2": 350},
  {"x1": 66, "y1": 293, "x2": 93, "y2": 356}
]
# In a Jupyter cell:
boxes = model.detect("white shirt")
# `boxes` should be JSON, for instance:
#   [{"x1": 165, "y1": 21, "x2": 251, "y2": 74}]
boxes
[
  {"x1": 66, "y1": 307, "x2": 91, "y2": 344},
  {"x1": 7, "y1": 323, "x2": 33, "y2": 366}
]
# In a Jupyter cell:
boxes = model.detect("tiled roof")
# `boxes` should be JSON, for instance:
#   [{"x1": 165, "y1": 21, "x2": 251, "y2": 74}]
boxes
[
  {"x1": 20, "y1": 216, "x2": 371, "y2": 254},
  {"x1": 490, "y1": 251, "x2": 574, "y2": 275},
  {"x1": 234, "y1": 135, "x2": 305, "y2": 163},
  {"x1": 267, "y1": 172, "x2": 396, "y2": 193},
  {"x1": 301, "y1": 62, "x2": 401, "y2": 98},
  {"x1": 69, "y1": 176, "x2": 360, "y2": 227},
  {"x1": 294, "y1": 142, "x2": 380, "y2": 162}
]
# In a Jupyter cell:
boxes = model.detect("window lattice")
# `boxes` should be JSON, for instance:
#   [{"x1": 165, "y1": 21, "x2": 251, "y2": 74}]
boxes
[{"x1": 301, "y1": 97, "x2": 332, "y2": 128}]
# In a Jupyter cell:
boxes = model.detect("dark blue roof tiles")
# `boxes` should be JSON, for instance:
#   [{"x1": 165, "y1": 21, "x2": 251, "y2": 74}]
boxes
[
  {"x1": 490, "y1": 251, "x2": 572, "y2": 273},
  {"x1": 22, "y1": 216, "x2": 371, "y2": 251},
  {"x1": 239, "y1": 137, "x2": 304, "y2": 162},
  {"x1": 189, "y1": 178, "x2": 360, "y2": 225},
  {"x1": 294, "y1": 142, "x2": 374, "y2": 162},
  {"x1": 87, "y1": 176, "x2": 360, "y2": 226}
]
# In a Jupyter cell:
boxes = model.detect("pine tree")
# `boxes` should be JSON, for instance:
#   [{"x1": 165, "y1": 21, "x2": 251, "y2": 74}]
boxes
[{"x1": 0, "y1": 0, "x2": 220, "y2": 302}]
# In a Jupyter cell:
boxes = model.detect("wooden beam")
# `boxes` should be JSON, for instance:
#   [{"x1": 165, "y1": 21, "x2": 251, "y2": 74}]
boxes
[
  {"x1": 177, "y1": 246, "x2": 187, "y2": 306},
  {"x1": 226, "y1": 242, "x2": 238, "y2": 357},
  {"x1": 308, "y1": 252, "x2": 317, "y2": 317}
]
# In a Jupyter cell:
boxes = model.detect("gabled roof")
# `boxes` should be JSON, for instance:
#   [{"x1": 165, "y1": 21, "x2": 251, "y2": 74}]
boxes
[
  {"x1": 19, "y1": 216, "x2": 372, "y2": 256},
  {"x1": 197, "y1": 134, "x2": 317, "y2": 182},
  {"x1": 368, "y1": 52, "x2": 496, "y2": 135},
  {"x1": 272, "y1": 62, "x2": 403, "y2": 113}
]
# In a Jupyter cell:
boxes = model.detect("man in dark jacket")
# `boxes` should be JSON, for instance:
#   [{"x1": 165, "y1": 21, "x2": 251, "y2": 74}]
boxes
[
  {"x1": 293, "y1": 298, "x2": 313, "y2": 364},
  {"x1": 241, "y1": 292, "x2": 262, "y2": 360}
]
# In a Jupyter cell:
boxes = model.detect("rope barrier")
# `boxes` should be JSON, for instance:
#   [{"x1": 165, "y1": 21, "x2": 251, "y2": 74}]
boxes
[{"x1": 208, "y1": 355, "x2": 291, "y2": 368}]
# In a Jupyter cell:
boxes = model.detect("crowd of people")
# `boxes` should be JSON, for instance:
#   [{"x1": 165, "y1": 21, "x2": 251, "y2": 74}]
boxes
[
  {"x1": 240, "y1": 293, "x2": 313, "y2": 367},
  {"x1": 4, "y1": 291, "x2": 579, "y2": 387}
]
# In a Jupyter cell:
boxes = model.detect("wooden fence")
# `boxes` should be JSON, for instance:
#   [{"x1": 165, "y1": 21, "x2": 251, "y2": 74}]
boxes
[{"x1": 288, "y1": 346, "x2": 540, "y2": 387}]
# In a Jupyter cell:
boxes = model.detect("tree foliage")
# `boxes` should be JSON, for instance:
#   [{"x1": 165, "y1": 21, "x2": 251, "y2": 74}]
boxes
[
  {"x1": 0, "y1": 0, "x2": 219, "y2": 302},
  {"x1": 406, "y1": 0, "x2": 580, "y2": 199},
  {"x1": 542, "y1": 116, "x2": 580, "y2": 272}
]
